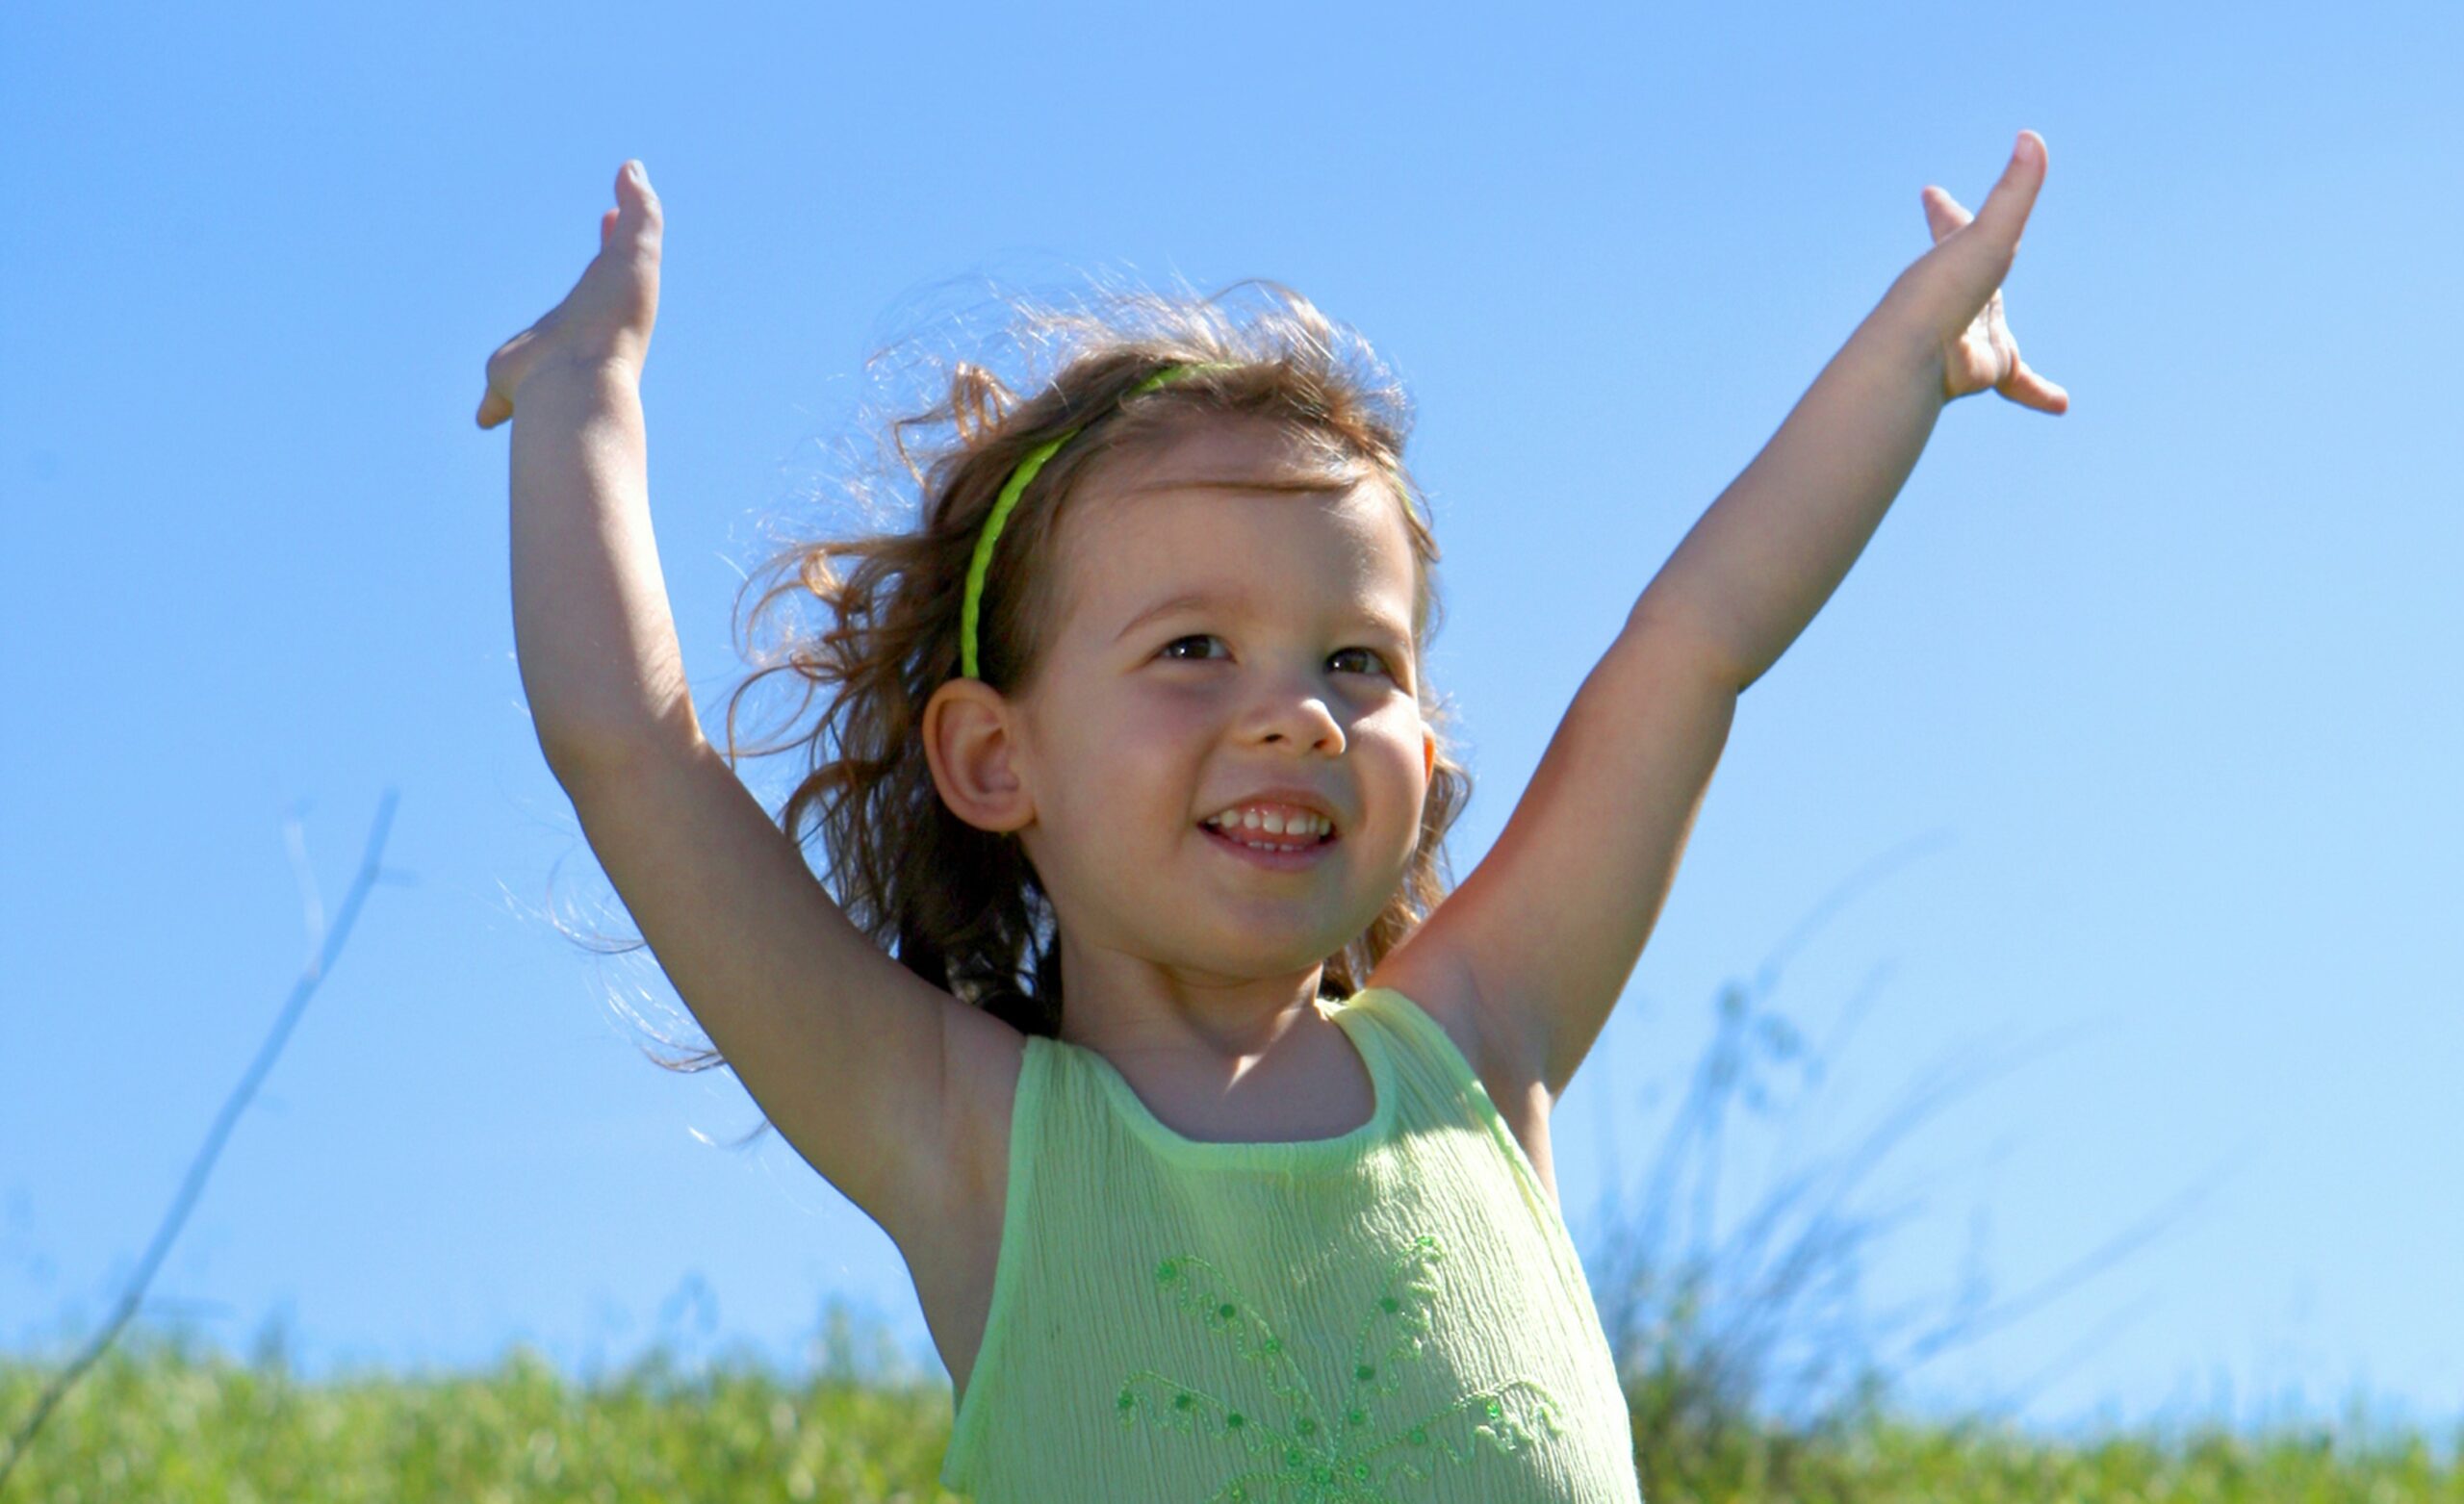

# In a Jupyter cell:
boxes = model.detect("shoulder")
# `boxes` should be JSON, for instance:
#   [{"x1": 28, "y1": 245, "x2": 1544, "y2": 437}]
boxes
[
  {"x1": 876, "y1": 994, "x2": 1030, "y2": 1297},
  {"x1": 941, "y1": 1000, "x2": 1032, "y2": 1211},
  {"x1": 1364, "y1": 935, "x2": 1562, "y2": 1210},
  {"x1": 1361, "y1": 940, "x2": 1551, "y2": 1124}
]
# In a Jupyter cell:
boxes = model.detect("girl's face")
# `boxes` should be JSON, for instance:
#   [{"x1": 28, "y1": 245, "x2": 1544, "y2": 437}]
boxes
[{"x1": 958, "y1": 419, "x2": 1434, "y2": 1007}]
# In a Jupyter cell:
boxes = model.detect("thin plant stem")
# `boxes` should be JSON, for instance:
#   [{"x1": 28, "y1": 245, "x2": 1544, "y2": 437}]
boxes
[{"x1": 0, "y1": 790, "x2": 402, "y2": 1491}]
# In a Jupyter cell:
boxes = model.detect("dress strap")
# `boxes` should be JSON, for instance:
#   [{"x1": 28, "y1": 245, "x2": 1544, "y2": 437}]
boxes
[{"x1": 1337, "y1": 984, "x2": 1487, "y2": 1102}]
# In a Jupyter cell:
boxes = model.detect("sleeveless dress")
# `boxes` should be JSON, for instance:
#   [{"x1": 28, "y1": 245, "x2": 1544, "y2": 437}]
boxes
[{"x1": 937, "y1": 984, "x2": 1645, "y2": 1502}]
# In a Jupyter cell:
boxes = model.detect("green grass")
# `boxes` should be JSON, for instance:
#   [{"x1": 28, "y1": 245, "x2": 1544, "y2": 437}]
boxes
[{"x1": 3, "y1": 1326, "x2": 2455, "y2": 1502}]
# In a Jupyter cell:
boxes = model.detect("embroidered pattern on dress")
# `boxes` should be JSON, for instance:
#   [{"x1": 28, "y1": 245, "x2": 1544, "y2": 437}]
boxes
[{"x1": 1114, "y1": 1235, "x2": 1568, "y2": 1502}]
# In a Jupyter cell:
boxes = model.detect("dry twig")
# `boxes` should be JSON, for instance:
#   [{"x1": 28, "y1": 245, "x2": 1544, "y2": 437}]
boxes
[{"x1": 0, "y1": 791, "x2": 403, "y2": 1491}]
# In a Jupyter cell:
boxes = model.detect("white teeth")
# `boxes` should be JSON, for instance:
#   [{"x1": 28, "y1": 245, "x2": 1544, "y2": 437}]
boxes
[{"x1": 1205, "y1": 808, "x2": 1330, "y2": 839}]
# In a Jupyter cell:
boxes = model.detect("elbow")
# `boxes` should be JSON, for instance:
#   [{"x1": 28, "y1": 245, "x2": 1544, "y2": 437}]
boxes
[
  {"x1": 1624, "y1": 604, "x2": 1755, "y2": 698},
  {"x1": 534, "y1": 711, "x2": 707, "y2": 788}
]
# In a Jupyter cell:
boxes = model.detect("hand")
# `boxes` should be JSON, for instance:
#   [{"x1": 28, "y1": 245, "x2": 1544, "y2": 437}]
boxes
[
  {"x1": 475, "y1": 161, "x2": 664, "y2": 429},
  {"x1": 1887, "y1": 131, "x2": 2068, "y2": 414}
]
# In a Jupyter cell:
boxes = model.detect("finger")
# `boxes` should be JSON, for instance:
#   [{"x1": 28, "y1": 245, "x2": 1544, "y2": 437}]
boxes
[
  {"x1": 600, "y1": 207, "x2": 618, "y2": 249},
  {"x1": 1921, "y1": 185, "x2": 1972, "y2": 244},
  {"x1": 2000, "y1": 354, "x2": 2069, "y2": 414},
  {"x1": 1970, "y1": 130, "x2": 2046, "y2": 251},
  {"x1": 614, "y1": 160, "x2": 662, "y2": 242},
  {"x1": 477, "y1": 388, "x2": 509, "y2": 428}
]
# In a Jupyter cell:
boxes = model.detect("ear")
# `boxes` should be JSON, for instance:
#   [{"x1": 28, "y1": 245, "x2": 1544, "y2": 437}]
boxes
[
  {"x1": 1424, "y1": 728, "x2": 1437, "y2": 784},
  {"x1": 922, "y1": 676, "x2": 1035, "y2": 834}
]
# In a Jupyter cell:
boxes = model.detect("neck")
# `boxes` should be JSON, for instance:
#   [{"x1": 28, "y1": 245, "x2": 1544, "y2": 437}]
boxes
[{"x1": 1053, "y1": 935, "x2": 1331, "y2": 1065}]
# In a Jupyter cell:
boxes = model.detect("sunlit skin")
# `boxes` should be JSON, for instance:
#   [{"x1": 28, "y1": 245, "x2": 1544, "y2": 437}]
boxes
[
  {"x1": 921, "y1": 418, "x2": 1438, "y2": 1092},
  {"x1": 1914, "y1": 132, "x2": 2066, "y2": 413}
]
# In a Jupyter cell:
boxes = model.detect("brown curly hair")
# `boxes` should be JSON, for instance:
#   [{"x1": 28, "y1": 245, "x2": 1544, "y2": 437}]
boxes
[{"x1": 667, "y1": 276, "x2": 1475, "y2": 1056}]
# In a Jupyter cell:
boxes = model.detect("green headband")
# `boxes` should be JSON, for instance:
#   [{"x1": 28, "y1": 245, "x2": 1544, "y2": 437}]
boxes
[{"x1": 959, "y1": 361, "x2": 1237, "y2": 680}]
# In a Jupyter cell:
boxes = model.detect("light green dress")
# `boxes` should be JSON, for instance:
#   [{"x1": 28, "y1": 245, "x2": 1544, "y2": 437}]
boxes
[{"x1": 938, "y1": 985, "x2": 1645, "y2": 1502}]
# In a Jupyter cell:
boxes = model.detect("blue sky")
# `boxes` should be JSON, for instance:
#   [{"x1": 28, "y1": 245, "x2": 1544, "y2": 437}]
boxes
[{"x1": 4, "y1": 0, "x2": 2458, "y2": 1448}]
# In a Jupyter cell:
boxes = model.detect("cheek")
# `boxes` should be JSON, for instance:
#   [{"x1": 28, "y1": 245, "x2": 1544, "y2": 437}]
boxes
[
  {"x1": 1364, "y1": 700, "x2": 1428, "y2": 769},
  {"x1": 1113, "y1": 693, "x2": 1206, "y2": 755},
  {"x1": 1069, "y1": 704, "x2": 1203, "y2": 818},
  {"x1": 1336, "y1": 714, "x2": 1421, "y2": 826}
]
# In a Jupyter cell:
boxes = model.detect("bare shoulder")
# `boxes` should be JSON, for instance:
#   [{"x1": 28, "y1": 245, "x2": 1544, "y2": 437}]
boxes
[
  {"x1": 888, "y1": 996, "x2": 1028, "y2": 1401},
  {"x1": 1363, "y1": 936, "x2": 1561, "y2": 1208},
  {"x1": 938, "y1": 998, "x2": 1030, "y2": 1211},
  {"x1": 1363, "y1": 932, "x2": 1536, "y2": 1099}
]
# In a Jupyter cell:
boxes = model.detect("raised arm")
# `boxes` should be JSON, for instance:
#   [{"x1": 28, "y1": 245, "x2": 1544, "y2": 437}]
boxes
[
  {"x1": 477, "y1": 165, "x2": 1000, "y2": 1254},
  {"x1": 1639, "y1": 129, "x2": 2067, "y2": 688},
  {"x1": 1381, "y1": 133, "x2": 2068, "y2": 1106},
  {"x1": 502, "y1": 361, "x2": 698, "y2": 763}
]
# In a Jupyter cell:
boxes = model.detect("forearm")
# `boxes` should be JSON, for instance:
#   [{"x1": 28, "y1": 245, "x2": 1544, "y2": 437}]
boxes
[
  {"x1": 509, "y1": 359, "x2": 700, "y2": 772},
  {"x1": 1631, "y1": 308, "x2": 1946, "y2": 691}
]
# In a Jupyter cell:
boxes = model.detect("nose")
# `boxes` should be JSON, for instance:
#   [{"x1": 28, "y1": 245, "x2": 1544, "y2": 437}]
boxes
[{"x1": 1244, "y1": 668, "x2": 1348, "y2": 754}]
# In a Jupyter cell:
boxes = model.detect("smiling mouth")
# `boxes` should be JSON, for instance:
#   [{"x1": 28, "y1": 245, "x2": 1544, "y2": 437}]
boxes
[{"x1": 1199, "y1": 821, "x2": 1339, "y2": 868}]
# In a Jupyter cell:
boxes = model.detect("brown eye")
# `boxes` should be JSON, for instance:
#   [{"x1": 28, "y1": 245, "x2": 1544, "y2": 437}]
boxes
[
  {"x1": 1160, "y1": 634, "x2": 1221, "y2": 661},
  {"x1": 1332, "y1": 648, "x2": 1392, "y2": 676}
]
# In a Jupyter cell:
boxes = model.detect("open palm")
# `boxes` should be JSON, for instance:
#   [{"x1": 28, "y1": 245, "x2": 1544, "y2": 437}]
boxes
[{"x1": 475, "y1": 160, "x2": 662, "y2": 429}]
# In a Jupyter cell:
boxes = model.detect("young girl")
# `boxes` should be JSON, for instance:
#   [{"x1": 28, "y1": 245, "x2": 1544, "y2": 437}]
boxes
[{"x1": 476, "y1": 138, "x2": 2064, "y2": 1501}]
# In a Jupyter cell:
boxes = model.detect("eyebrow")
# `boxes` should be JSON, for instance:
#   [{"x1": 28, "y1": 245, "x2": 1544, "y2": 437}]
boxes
[{"x1": 1114, "y1": 587, "x2": 1413, "y2": 649}]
